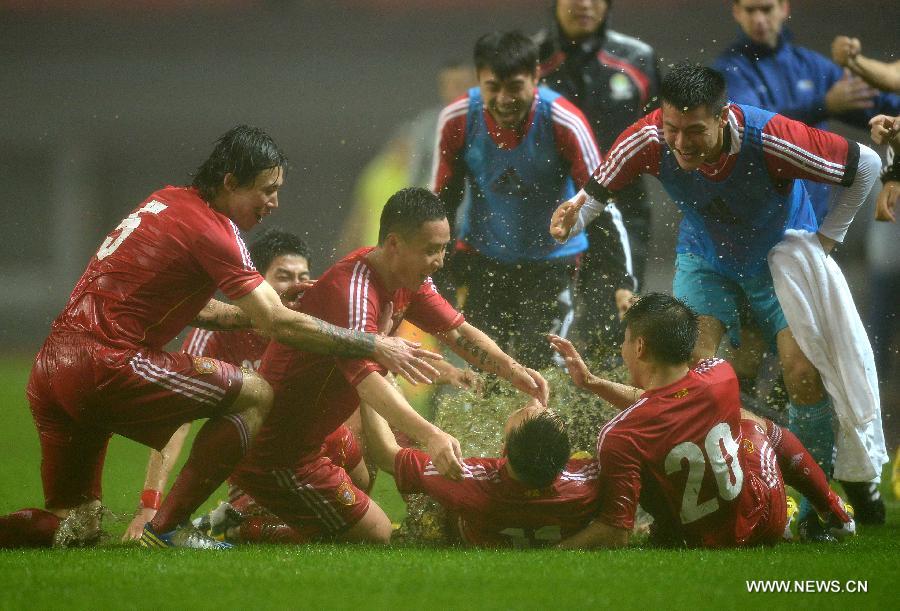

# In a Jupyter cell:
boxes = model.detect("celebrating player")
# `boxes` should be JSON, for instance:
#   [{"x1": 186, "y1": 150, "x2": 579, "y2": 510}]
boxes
[
  {"x1": 122, "y1": 229, "x2": 373, "y2": 540},
  {"x1": 0, "y1": 126, "x2": 441, "y2": 550},
  {"x1": 227, "y1": 187, "x2": 549, "y2": 545},
  {"x1": 432, "y1": 30, "x2": 632, "y2": 368},
  {"x1": 550, "y1": 293, "x2": 854, "y2": 548},
  {"x1": 550, "y1": 63, "x2": 883, "y2": 535},
  {"x1": 361, "y1": 400, "x2": 599, "y2": 548}
]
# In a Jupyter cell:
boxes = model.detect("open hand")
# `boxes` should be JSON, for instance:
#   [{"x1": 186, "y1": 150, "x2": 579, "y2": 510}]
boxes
[
  {"x1": 122, "y1": 507, "x2": 156, "y2": 542},
  {"x1": 425, "y1": 431, "x2": 465, "y2": 481},
  {"x1": 373, "y1": 335, "x2": 442, "y2": 385},
  {"x1": 550, "y1": 192, "x2": 587, "y2": 242},
  {"x1": 547, "y1": 334, "x2": 594, "y2": 389}
]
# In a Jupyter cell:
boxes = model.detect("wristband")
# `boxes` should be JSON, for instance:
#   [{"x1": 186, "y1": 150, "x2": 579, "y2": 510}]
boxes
[{"x1": 140, "y1": 489, "x2": 162, "y2": 510}]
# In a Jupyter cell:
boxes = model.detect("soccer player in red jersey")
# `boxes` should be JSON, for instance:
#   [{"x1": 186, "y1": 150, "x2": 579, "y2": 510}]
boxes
[
  {"x1": 1, "y1": 126, "x2": 443, "y2": 550},
  {"x1": 362, "y1": 400, "x2": 599, "y2": 548},
  {"x1": 228, "y1": 187, "x2": 549, "y2": 544},
  {"x1": 551, "y1": 63, "x2": 884, "y2": 536},
  {"x1": 121, "y1": 229, "x2": 373, "y2": 540},
  {"x1": 549, "y1": 293, "x2": 853, "y2": 549}
]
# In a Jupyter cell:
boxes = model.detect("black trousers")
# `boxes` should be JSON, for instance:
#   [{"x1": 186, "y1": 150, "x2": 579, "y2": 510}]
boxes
[{"x1": 457, "y1": 252, "x2": 575, "y2": 370}]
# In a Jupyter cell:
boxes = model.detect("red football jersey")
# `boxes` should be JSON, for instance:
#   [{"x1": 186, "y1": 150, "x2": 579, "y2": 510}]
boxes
[
  {"x1": 594, "y1": 358, "x2": 754, "y2": 547},
  {"x1": 395, "y1": 448, "x2": 600, "y2": 547},
  {"x1": 52, "y1": 186, "x2": 263, "y2": 350},
  {"x1": 245, "y1": 247, "x2": 464, "y2": 469},
  {"x1": 182, "y1": 328, "x2": 269, "y2": 372}
]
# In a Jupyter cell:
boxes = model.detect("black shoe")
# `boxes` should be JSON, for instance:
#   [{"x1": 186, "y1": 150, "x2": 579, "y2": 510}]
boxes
[
  {"x1": 839, "y1": 481, "x2": 886, "y2": 525},
  {"x1": 798, "y1": 514, "x2": 837, "y2": 543}
]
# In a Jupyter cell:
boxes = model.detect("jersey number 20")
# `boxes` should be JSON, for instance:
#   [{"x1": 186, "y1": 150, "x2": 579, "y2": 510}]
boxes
[
  {"x1": 96, "y1": 200, "x2": 168, "y2": 260},
  {"x1": 664, "y1": 422, "x2": 744, "y2": 524}
]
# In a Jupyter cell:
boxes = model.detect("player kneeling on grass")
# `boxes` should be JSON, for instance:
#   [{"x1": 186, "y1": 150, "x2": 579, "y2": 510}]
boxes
[
  {"x1": 550, "y1": 293, "x2": 854, "y2": 549},
  {"x1": 122, "y1": 229, "x2": 375, "y2": 541},
  {"x1": 362, "y1": 400, "x2": 601, "y2": 548},
  {"x1": 223, "y1": 187, "x2": 549, "y2": 544},
  {"x1": 0, "y1": 126, "x2": 442, "y2": 551}
]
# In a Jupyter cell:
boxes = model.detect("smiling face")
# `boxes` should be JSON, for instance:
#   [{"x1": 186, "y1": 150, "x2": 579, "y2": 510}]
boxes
[
  {"x1": 732, "y1": 0, "x2": 789, "y2": 49},
  {"x1": 661, "y1": 103, "x2": 728, "y2": 171},
  {"x1": 478, "y1": 67, "x2": 538, "y2": 130},
  {"x1": 263, "y1": 253, "x2": 310, "y2": 309},
  {"x1": 218, "y1": 166, "x2": 283, "y2": 231},
  {"x1": 389, "y1": 218, "x2": 450, "y2": 291},
  {"x1": 556, "y1": 0, "x2": 608, "y2": 40}
]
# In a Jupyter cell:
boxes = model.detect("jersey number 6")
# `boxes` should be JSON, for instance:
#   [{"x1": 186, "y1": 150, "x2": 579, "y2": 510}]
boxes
[
  {"x1": 96, "y1": 200, "x2": 168, "y2": 260},
  {"x1": 664, "y1": 422, "x2": 744, "y2": 525}
]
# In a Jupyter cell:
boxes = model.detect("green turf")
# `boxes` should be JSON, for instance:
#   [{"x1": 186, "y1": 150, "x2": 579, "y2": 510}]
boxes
[{"x1": 1, "y1": 356, "x2": 897, "y2": 609}]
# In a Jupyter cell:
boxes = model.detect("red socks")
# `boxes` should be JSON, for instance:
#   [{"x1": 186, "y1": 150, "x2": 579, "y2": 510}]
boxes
[
  {"x1": 765, "y1": 419, "x2": 846, "y2": 519},
  {"x1": 0, "y1": 508, "x2": 60, "y2": 548},
  {"x1": 151, "y1": 415, "x2": 250, "y2": 533}
]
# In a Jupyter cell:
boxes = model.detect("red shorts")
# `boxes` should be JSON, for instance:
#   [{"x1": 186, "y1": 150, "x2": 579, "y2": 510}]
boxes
[
  {"x1": 230, "y1": 455, "x2": 370, "y2": 540},
  {"x1": 320, "y1": 424, "x2": 362, "y2": 472},
  {"x1": 26, "y1": 332, "x2": 243, "y2": 508},
  {"x1": 730, "y1": 419, "x2": 788, "y2": 546}
]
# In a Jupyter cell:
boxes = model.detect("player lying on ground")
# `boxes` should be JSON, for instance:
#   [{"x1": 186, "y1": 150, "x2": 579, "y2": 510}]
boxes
[
  {"x1": 551, "y1": 63, "x2": 884, "y2": 527},
  {"x1": 0, "y1": 126, "x2": 443, "y2": 550},
  {"x1": 549, "y1": 293, "x2": 854, "y2": 548},
  {"x1": 122, "y1": 229, "x2": 374, "y2": 540},
  {"x1": 202, "y1": 187, "x2": 549, "y2": 546},
  {"x1": 362, "y1": 400, "x2": 600, "y2": 548}
]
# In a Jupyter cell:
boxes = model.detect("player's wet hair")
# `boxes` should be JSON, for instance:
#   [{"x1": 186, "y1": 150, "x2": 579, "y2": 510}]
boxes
[
  {"x1": 506, "y1": 410, "x2": 571, "y2": 489},
  {"x1": 192, "y1": 125, "x2": 287, "y2": 202},
  {"x1": 622, "y1": 292, "x2": 699, "y2": 365},
  {"x1": 474, "y1": 31, "x2": 539, "y2": 80},
  {"x1": 660, "y1": 63, "x2": 728, "y2": 116},
  {"x1": 249, "y1": 228, "x2": 310, "y2": 275},
  {"x1": 378, "y1": 187, "x2": 447, "y2": 244}
]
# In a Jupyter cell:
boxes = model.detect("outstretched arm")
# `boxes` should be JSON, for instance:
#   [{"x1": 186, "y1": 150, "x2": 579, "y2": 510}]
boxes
[
  {"x1": 548, "y1": 335, "x2": 641, "y2": 409},
  {"x1": 359, "y1": 404, "x2": 402, "y2": 475},
  {"x1": 234, "y1": 281, "x2": 441, "y2": 386},
  {"x1": 435, "y1": 322, "x2": 549, "y2": 406},
  {"x1": 122, "y1": 423, "x2": 192, "y2": 541},
  {"x1": 356, "y1": 372, "x2": 464, "y2": 480}
]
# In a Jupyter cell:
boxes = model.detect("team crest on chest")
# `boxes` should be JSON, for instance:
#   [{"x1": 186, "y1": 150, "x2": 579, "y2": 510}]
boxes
[
  {"x1": 609, "y1": 73, "x2": 633, "y2": 100},
  {"x1": 192, "y1": 356, "x2": 218, "y2": 375},
  {"x1": 335, "y1": 481, "x2": 357, "y2": 506}
]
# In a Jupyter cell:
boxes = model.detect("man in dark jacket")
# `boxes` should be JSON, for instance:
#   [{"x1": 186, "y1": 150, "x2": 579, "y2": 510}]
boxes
[{"x1": 535, "y1": 0, "x2": 658, "y2": 357}]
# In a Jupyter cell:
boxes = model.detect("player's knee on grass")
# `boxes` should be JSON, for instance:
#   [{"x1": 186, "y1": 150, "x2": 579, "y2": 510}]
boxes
[
  {"x1": 226, "y1": 370, "x2": 273, "y2": 437},
  {"x1": 341, "y1": 502, "x2": 392, "y2": 544}
]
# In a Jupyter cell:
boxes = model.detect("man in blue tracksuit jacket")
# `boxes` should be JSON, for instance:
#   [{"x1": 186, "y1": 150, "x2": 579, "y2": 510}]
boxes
[
  {"x1": 713, "y1": 0, "x2": 898, "y2": 525},
  {"x1": 714, "y1": 0, "x2": 900, "y2": 220}
]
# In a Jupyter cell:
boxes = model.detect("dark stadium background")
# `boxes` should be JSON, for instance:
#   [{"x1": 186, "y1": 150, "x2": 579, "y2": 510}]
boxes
[{"x1": 1, "y1": 1, "x2": 896, "y2": 436}]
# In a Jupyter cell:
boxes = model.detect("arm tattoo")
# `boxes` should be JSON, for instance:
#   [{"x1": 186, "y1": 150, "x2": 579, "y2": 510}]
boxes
[
  {"x1": 310, "y1": 318, "x2": 377, "y2": 358},
  {"x1": 454, "y1": 335, "x2": 497, "y2": 371}
]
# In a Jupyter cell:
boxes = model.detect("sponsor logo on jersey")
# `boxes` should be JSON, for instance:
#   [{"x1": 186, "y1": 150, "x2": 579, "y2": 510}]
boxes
[
  {"x1": 671, "y1": 388, "x2": 690, "y2": 399},
  {"x1": 193, "y1": 356, "x2": 218, "y2": 375},
  {"x1": 742, "y1": 439, "x2": 755, "y2": 454},
  {"x1": 336, "y1": 481, "x2": 356, "y2": 506},
  {"x1": 797, "y1": 79, "x2": 814, "y2": 92}
]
